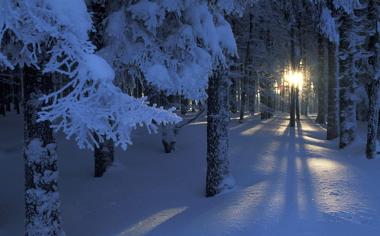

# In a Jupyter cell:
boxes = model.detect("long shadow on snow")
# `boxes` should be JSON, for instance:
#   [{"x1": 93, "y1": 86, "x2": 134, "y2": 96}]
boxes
[
  {"x1": 143, "y1": 117, "x2": 290, "y2": 235},
  {"x1": 147, "y1": 116, "x2": 310, "y2": 235},
  {"x1": 116, "y1": 116, "x2": 324, "y2": 236}
]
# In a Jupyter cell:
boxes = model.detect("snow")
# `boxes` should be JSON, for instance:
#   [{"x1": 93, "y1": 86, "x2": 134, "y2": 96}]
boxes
[
  {"x1": 319, "y1": 7, "x2": 339, "y2": 44},
  {"x1": 128, "y1": 0, "x2": 162, "y2": 31},
  {"x1": 2, "y1": 113, "x2": 380, "y2": 235},
  {"x1": 81, "y1": 54, "x2": 115, "y2": 82},
  {"x1": 145, "y1": 64, "x2": 173, "y2": 92},
  {"x1": 1, "y1": 0, "x2": 183, "y2": 152},
  {"x1": 101, "y1": 1, "x2": 240, "y2": 101},
  {"x1": 24, "y1": 190, "x2": 61, "y2": 236},
  {"x1": 25, "y1": 139, "x2": 47, "y2": 162},
  {"x1": 47, "y1": 0, "x2": 92, "y2": 40},
  {"x1": 333, "y1": 0, "x2": 363, "y2": 14}
]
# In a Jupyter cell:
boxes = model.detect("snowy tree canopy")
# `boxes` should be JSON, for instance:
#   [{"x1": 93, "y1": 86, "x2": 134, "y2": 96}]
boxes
[
  {"x1": 314, "y1": 0, "x2": 363, "y2": 45},
  {"x1": 99, "y1": 0, "x2": 250, "y2": 101},
  {"x1": 0, "y1": 0, "x2": 181, "y2": 150},
  {"x1": 333, "y1": 0, "x2": 362, "y2": 14},
  {"x1": 319, "y1": 7, "x2": 339, "y2": 44}
]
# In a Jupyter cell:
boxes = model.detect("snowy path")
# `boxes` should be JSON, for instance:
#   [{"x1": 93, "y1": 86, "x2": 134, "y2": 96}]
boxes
[{"x1": 1, "y1": 114, "x2": 380, "y2": 236}]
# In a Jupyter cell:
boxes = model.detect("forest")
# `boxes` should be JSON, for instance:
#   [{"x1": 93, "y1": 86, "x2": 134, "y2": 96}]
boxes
[{"x1": 0, "y1": 0, "x2": 380, "y2": 235}]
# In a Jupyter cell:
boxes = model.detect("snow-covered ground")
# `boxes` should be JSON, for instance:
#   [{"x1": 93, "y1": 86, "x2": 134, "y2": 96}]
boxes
[{"x1": 1, "y1": 113, "x2": 380, "y2": 236}]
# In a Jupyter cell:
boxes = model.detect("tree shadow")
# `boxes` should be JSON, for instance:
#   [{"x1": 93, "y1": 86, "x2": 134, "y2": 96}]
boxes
[{"x1": 113, "y1": 116, "x2": 322, "y2": 236}]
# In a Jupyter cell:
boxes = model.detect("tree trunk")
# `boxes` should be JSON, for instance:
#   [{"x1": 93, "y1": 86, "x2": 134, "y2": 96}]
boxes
[
  {"x1": 267, "y1": 89, "x2": 274, "y2": 118},
  {"x1": 365, "y1": 0, "x2": 379, "y2": 159},
  {"x1": 180, "y1": 97, "x2": 189, "y2": 115},
  {"x1": 23, "y1": 67, "x2": 64, "y2": 235},
  {"x1": 326, "y1": 0, "x2": 339, "y2": 140},
  {"x1": 366, "y1": 81, "x2": 379, "y2": 159},
  {"x1": 260, "y1": 79, "x2": 270, "y2": 120},
  {"x1": 90, "y1": 1, "x2": 114, "y2": 176},
  {"x1": 338, "y1": 12, "x2": 356, "y2": 148},
  {"x1": 94, "y1": 139, "x2": 114, "y2": 177},
  {"x1": 246, "y1": 13, "x2": 255, "y2": 118},
  {"x1": 162, "y1": 124, "x2": 176, "y2": 153},
  {"x1": 296, "y1": 88, "x2": 300, "y2": 120},
  {"x1": 5, "y1": 83, "x2": 11, "y2": 112},
  {"x1": 301, "y1": 77, "x2": 310, "y2": 116},
  {"x1": 13, "y1": 74, "x2": 21, "y2": 114},
  {"x1": 290, "y1": 86, "x2": 296, "y2": 127},
  {"x1": 280, "y1": 79, "x2": 285, "y2": 112},
  {"x1": 378, "y1": 110, "x2": 380, "y2": 140},
  {"x1": 229, "y1": 78, "x2": 238, "y2": 113},
  {"x1": 161, "y1": 95, "x2": 178, "y2": 153},
  {"x1": 0, "y1": 82, "x2": 5, "y2": 115},
  {"x1": 239, "y1": 74, "x2": 247, "y2": 122},
  {"x1": 289, "y1": 25, "x2": 296, "y2": 127},
  {"x1": 316, "y1": 35, "x2": 326, "y2": 124},
  {"x1": 248, "y1": 76, "x2": 256, "y2": 116},
  {"x1": 206, "y1": 69, "x2": 234, "y2": 197},
  {"x1": 326, "y1": 41, "x2": 339, "y2": 140}
]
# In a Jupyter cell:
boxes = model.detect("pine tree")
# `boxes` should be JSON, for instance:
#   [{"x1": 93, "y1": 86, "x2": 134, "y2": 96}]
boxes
[
  {"x1": 239, "y1": 12, "x2": 254, "y2": 122},
  {"x1": 248, "y1": 72, "x2": 256, "y2": 116},
  {"x1": 320, "y1": 0, "x2": 340, "y2": 140},
  {"x1": 229, "y1": 76, "x2": 238, "y2": 114},
  {"x1": 23, "y1": 67, "x2": 64, "y2": 235},
  {"x1": 365, "y1": 0, "x2": 380, "y2": 159},
  {"x1": 326, "y1": 37, "x2": 339, "y2": 140},
  {"x1": 206, "y1": 69, "x2": 233, "y2": 197},
  {"x1": 290, "y1": 26, "x2": 297, "y2": 127},
  {"x1": 89, "y1": 0, "x2": 115, "y2": 177},
  {"x1": 1, "y1": 1, "x2": 179, "y2": 234},
  {"x1": 161, "y1": 95, "x2": 178, "y2": 153},
  {"x1": 338, "y1": 10, "x2": 357, "y2": 148},
  {"x1": 316, "y1": 35, "x2": 327, "y2": 124}
]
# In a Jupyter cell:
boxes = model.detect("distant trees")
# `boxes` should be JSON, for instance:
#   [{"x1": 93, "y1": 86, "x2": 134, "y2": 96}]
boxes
[{"x1": 318, "y1": 0, "x2": 380, "y2": 156}]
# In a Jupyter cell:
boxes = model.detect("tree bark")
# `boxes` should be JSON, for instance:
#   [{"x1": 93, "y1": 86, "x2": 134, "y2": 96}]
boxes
[
  {"x1": 366, "y1": 81, "x2": 379, "y2": 159},
  {"x1": 24, "y1": 67, "x2": 64, "y2": 235},
  {"x1": 326, "y1": 0, "x2": 339, "y2": 140},
  {"x1": 206, "y1": 69, "x2": 234, "y2": 197},
  {"x1": 248, "y1": 75, "x2": 256, "y2": 116},
  {"x1": 289, "y1": 25, "x2": 296, "y2": 127},
  {"x1": 0, "y1": 82, "x2": 5, "y2": 116},
  {"x1": 365, "y1": 0, "x2": 379, "y2": 159},
  {"x1": 338, "y1": 11, "x2": 356, "y2": 148},
  {"x1": 161, "y1": 95, "x2": 178, "y2": 153},
  {"x1": 162, "y1": 124, "x2": 176, "y2": 153},
  {"x1": 296, "y1": 88, "x2": 300, "y2": 120},
  {"x1": 246, "y1": 14, "x2": 255, "y2": 118},
  {"x1": 326, "y1": 40, "x2": 339, "y2": 140},
  {"x1": 239, "y1": 73, "x2": 247, "y2": 122},
  {"x1": 260, "y1": 78, "x2": 270, "y2": 120},
  {"x1": 316, "y1": 35, "x2": 327, "y2": 124},
  {"x1": 290, "y1": 86, "x2": 296, "y2": 127},
  {"x1": 94, "y1": 139, "x2": 114, "y2": 177},
  {"x1": 90, "y1": 1, "x2": 114, "y2": 176},
  {"x1": 180, "y1": 97, "x2": 189, "y2": 115},
  {"x1": 229, "y1": 77, "x2": 238, "y2": 113}
]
